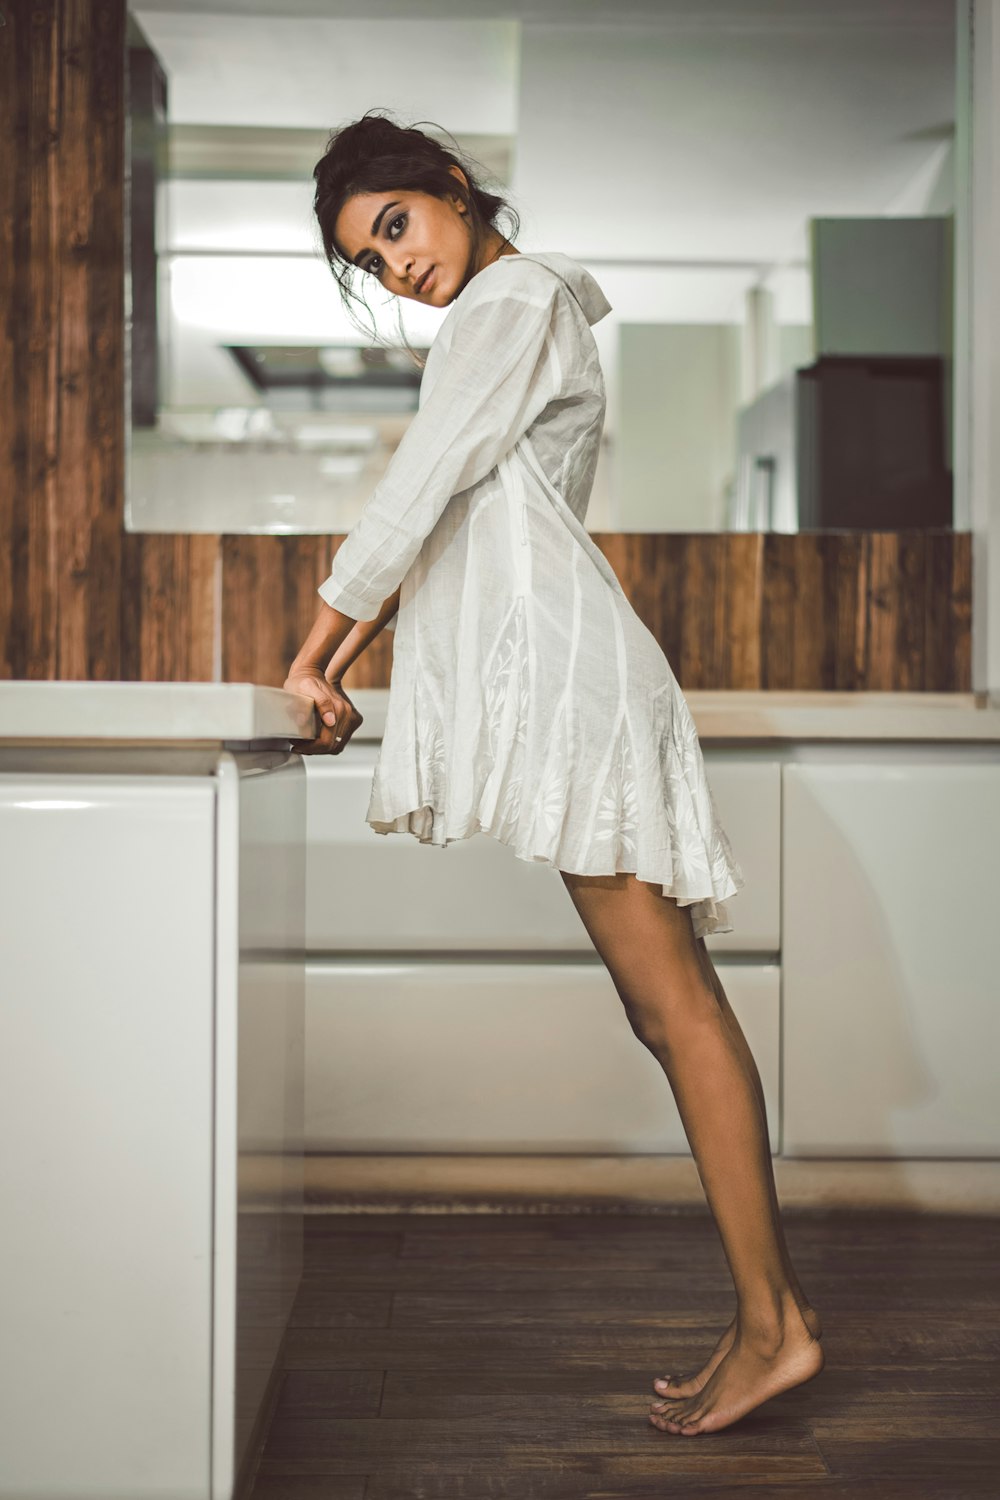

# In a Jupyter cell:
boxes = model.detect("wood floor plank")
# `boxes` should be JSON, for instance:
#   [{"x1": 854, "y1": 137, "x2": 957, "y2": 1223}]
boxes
[
  {"x1": 248, "y1": 1478, "x2": 366, "y2": 1499},
  {"x1": 288, "y1": 1288, "x2": 394, "y2": 1329},
  {"x1": 275, "y1": 1369, "x2": 384, "y2": 1419},
  {"x1": 806, "y1": 1393, "x2": 997, "y2": 1440},
  {"x1": 387, "y1": 1288, "x2": 746, "y2": 1327},
  {"x1": 375, "y1": 1377, "x2": 821, "y2": 1429},
  {"x1": 257, "y1": 1411, "x2": 827, "y2": 1473},
  {"x1": 280, "y1": 1321, "x2": 997, "y2": 1371},
  {"x1": 809, "y1": 1437, "x2": 1000, "y2": 1484},
  {"x1": 358, "y1": 1451, "x2": 832, "y2": 1500},
  {"x1": 308, "y1": 1260, "x2": 741, "y2": 1289},
  {"x1": 566, "y1": 1486, "x2": 998, "y2": 1500}
]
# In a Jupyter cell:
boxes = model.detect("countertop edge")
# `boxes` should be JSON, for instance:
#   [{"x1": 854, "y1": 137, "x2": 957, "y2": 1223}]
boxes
[
  {"x1": 2, "y1": 683, "x2": 1000, "y2": 746},
  {"x1": 0, "y1": 681, "x2": 316, "y2": 745}
]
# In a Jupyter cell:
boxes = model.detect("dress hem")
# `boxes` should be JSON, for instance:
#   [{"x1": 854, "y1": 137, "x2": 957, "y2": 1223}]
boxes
[{"x1": 366, "y1": 804, "x2": 744, "y2": 940}]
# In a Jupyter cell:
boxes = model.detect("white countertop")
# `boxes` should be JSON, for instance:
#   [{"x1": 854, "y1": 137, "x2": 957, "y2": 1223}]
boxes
[
  {"x1": 0, "y1": 681, "x2": 315, "y2": 745},
  {"x1": 1, "y1": 682, "x2": 999, "y2": 746}
]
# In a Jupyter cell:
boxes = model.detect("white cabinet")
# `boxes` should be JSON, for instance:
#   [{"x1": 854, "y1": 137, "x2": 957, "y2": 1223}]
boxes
[
  {"x1": 0, "y1": 773, "x2": 218, "y2": 1499},
  {"x1": 0, "y1": 737, "x2": 306, "y2": 1500},
  {"x1": 302, "y1": 723, "x2": 1000, "y2": 1168},
  {"x1": 781, "y1": 754, "x2": 1000, "y2": 1156},
  {"x1": 304, "y1": 751, "x2": 780, "y2": 953},
  {"x1": 302, "y1": 748, "x2": 780, "y2": 1161},
  {"x1": 304, "y1": 959, "x2": 780, "y2": 1155}
]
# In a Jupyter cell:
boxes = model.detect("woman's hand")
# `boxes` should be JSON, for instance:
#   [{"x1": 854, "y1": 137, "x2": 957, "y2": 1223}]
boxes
[{"x1": 282, "y1": 667, "x2": 364, "y2": 756}]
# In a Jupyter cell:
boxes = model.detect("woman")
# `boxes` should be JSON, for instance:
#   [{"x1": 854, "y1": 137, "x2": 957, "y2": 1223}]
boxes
[{"x1": 283, "y1": 111, "x2": 824, "y2": 1436}]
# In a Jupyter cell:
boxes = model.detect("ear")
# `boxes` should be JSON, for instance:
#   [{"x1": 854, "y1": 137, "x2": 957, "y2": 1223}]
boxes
[{"x1": 447, "y1": 162, "x2": 469, "y2": 208}]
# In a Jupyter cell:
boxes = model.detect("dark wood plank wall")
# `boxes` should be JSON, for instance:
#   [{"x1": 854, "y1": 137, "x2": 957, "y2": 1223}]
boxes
[
  {"x1": 222, "y1": 530, "x2": 971, "y2": 694},
  {"x1": 0, "y1": 0, "x2": 973, "y2": 694},
  {"x1": 2, "y1": 0, "x2": 129, "y2": 681}
]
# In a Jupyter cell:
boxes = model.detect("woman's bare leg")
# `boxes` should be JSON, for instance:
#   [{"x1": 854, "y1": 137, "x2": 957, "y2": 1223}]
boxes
[
  {"x1": 649, "y1": 933, "x2": 822, "y2": 1397},
  {"x1": 559, "y1": 870, "x2": 824, "y2": 1435}
]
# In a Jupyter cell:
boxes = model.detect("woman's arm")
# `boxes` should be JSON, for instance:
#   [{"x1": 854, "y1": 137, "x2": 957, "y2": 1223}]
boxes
[
  {"x1": 324, "y1": 586, "x2": 400, "y2": 683},
  {"x1": 313, "y1": 265, "x2": 567, "y2": 623},
  {"x1": 281, "y1": 586, "x2": 400, "y2": 756}
]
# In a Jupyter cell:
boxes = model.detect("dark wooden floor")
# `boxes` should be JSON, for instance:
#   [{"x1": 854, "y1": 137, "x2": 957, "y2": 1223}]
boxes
[{"x1": 248, "y1": 1207, "x2": 1000, "y2": 1499}]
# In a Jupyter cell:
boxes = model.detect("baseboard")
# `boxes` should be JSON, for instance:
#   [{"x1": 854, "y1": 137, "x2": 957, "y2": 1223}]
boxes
[{"x1": 296, "y1": 1153, "x2": 1000, "y2": 1215}]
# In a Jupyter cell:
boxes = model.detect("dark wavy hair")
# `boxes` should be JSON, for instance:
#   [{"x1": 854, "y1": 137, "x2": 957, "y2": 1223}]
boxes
[{"x1": 312, "y1": 108, "x2": 521, "y2": 366}]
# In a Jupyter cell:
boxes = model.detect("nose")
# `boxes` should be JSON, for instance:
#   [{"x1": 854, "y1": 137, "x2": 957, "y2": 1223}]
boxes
[{"x1": 387, "y1": 249, "x2": 415, "y2": 284}]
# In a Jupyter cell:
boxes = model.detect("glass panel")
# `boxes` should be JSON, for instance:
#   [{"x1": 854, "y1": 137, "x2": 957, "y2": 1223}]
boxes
[{"x1": 125, "y1": 3, "x2": 964, "y2": 534}]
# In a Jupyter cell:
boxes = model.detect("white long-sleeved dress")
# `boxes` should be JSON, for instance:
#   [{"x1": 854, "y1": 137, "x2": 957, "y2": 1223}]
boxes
[{"x1": 317, "y1": 250, "x2": 745, "y2": 937}]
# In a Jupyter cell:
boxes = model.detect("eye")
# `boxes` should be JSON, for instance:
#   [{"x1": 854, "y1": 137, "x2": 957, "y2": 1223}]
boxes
[{"x1": 366, "y1": 213, "x2": 407, "y2": 278}]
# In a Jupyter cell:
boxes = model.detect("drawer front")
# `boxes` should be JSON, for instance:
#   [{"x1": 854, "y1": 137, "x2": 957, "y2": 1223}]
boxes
[
  {"x1": 305, "y1": 752, "x2": 779, "y2": 953},
  {"x1": 782, "y1": 759, "x2": 1000, "y2": 1156},
  {"x1": 304, "y1": 960, "x2": 780, "y2": 1155}
]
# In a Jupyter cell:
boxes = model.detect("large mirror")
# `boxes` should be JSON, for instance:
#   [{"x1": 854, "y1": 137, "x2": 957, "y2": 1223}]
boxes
[{"x1": 125, "y1": 0, "x2": 963, "y2": 535}]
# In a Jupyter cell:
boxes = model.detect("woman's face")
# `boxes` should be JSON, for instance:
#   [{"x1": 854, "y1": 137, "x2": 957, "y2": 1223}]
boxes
[{"x1": 334, "y1": 167, "x2": 477, "y2": 307}]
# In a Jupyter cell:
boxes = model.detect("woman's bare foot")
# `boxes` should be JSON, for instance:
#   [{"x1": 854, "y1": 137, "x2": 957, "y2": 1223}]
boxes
[
  {"x1": 649, "y1": 1307, "x2": 825, "y2": 1435},
  {"x1": 651, "y1": 1301, "x2": 822, "y2": 1402}
]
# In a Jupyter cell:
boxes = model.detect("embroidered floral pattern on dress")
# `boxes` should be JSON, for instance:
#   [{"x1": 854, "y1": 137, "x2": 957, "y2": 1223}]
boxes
[
  {"x1": 592, "y1": 717, "x2": 640, "y2": 866},
  {"x1": 530, "y1": 696, "x2": 574, "y2": 861},
  {"x1": 478, "y1": 596, "x2": 530, "y2": 840}
]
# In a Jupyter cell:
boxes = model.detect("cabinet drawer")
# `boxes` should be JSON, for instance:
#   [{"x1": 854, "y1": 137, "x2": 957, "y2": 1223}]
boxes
[
  {"x1": 304, "y1": 959, "x2": 780, "y2": 1154},
  {"x1": 304, "y1": 753, "x2": 779, "y2": 952},
  {"x1": 782, "y1": 758, "x2": 1000, "y2": 1156}
]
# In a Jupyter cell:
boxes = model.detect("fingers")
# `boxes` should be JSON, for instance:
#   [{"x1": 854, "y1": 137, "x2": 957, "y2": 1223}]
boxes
[
  {"x1": 298, "y1": 724, "x2": 344, "y2": 755},
  {"x1": 302, "y1": 701, "x2": 361, "y2": 756},
  {"x1": 322, "y1": 708, "x2": 348, "y2": 755},
  {"x1": 283, "y1": 673, "x2": 362, "y2": 757}
]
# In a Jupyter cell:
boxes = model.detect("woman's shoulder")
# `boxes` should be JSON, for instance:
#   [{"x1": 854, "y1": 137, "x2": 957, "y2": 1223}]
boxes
[
  {"x1": 457, "y1": 251, "x2": 572, "y2": 314},
  {"x1": 424, "y1": 256, "x2": 560, "y2": 366},
  {"x1": 456, "y1": 250, "x2": 611, "y2": 330},
  {"x1": 464, "y1": 252, "x2": 566, "y2": 301},
  {"x1": 422, "y1": 252, "x2": 592, "y2": 382}
]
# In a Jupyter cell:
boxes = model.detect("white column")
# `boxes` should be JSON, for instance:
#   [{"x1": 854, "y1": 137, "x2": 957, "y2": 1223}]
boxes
[
  {"x1": 962, "y1": 0, "x2": 1000, "y2": 700},
  {"x1": 741, "y1": 283, "x2": 779, "y2": 406}
]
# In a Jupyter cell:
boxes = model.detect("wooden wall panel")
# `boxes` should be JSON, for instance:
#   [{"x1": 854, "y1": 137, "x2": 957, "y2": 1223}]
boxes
[
  {"x1": 0, "y1": 0, "x2": 976, "y2": 698},
  {"x1": 925, "y1": 529, "x2": 973, "y2": 691},
  {"x1": 217, "y1": 530, "x2": 971, "y2": 694},
  {"x1": 220, "y1": 536, "x2": 398, "y2": 689},
  {"x1": 1, "y1": 0, "x2": 126, "y2": 681},
  {"x1": 120, "y1": 532, "x2": 218, "y2": 682}
]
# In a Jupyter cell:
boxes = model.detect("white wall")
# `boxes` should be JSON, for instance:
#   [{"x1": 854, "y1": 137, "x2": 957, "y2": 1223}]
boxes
[{"x1": 617, "y1": 325, "x2": 742, "y2": 531}]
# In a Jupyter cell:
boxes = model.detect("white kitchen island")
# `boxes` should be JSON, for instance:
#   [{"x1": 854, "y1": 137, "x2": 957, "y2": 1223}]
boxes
[
  {"x1": 302, "y1": 688, "x2": 1000, "y2": 1208},
  {"x1": 0, "y1": 682, "x2": 317, "y2": 1500}
]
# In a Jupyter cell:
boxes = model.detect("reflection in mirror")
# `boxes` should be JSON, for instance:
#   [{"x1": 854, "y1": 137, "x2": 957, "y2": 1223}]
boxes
[{"x1": 125, "y1": 2, "x2": 961, "y2": 536}]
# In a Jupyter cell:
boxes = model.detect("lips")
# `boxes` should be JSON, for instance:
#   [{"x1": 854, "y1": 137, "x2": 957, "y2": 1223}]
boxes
[{"x1": 415, "y1": 266, "x2": 435, "y2": 294}]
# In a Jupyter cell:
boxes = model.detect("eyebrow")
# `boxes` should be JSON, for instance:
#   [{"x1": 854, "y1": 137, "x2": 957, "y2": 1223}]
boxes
[{"x1": 354, "y1": 200, "x2": 402, "y2": 268}]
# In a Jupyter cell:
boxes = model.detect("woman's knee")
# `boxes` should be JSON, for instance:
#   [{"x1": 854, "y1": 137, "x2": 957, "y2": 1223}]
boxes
[
  {"x1": 622, "y1": 968, "x2": 724, "y2": 1056},
  {"x1": 559, "y1": 870, "x2": 722, "y2": 1046}
]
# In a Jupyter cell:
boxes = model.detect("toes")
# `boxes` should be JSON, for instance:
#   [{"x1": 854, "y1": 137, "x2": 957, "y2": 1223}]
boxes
[
  {"x1": 662, "y1": 1400, "x2": 695, "y2": 1425},
  {"x1": 651, "y1": 1398, "x2": 694, "y2": 1432},
  {"x1": 676, "y1": 1405, "x2": 704, "y2": 1430}
]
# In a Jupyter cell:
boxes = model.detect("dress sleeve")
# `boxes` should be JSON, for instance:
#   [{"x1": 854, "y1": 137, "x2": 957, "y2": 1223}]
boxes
[{"x1": 316, "y1": 269, "x2": 565, "y2": 621}]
